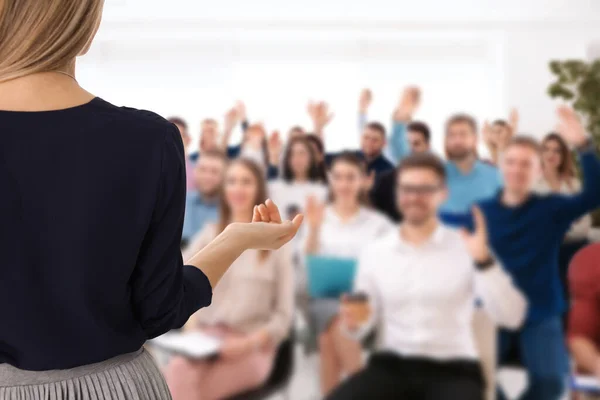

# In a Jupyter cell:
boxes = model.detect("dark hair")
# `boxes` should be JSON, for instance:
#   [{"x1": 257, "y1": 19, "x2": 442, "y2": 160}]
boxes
[
  {"x1": 542, "y1": 132, "x2": 576, "y2": 179},
  {"x1": 304, "y1": 134, "x2": 327, "y2": 182},
  {"x1": 218, "y1": 158, "x2": 269, "y2": 261},
  {"x1": 305, "y1": 134, "x2": 324, "y2": 155},
  {"x1": 329, "y1": 151, "x2": 369, "y2": 205},
  {"x1": 282, "y1": 136, "x2": 321, "y2": 183},
  {"x1": 492, "y1": 119, "x2": 509, "y2": 128},
  {"x1": 365, "y1": 122, "x2": 386, "y2": 138},
  {"x1": 168, "y1": 116, "x2": 187, "y2": 129},
  {"x1": 506, "y1": 135, "x2": 542, "y2": 154},
  {"x1": 397, "y1": 153, "x2": 447, "y2": 183},
  {"x1": 407, "y1": 121, "x2": 431, "y2": 143},
  {"x1": 445, "y1": 113, "x2": 478, "y2": 134}
]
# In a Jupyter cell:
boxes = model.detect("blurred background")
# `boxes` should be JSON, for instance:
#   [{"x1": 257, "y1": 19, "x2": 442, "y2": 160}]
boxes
[{"x1": 82, "y1": 0, "x2": 600, "y2": 153}]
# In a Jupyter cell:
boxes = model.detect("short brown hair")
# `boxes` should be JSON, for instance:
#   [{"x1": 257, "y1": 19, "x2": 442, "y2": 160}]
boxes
[
  {"x1": 445, "y1": 113, "x2": 478, "y2": 134},
  {"x1": 506, "y1": 135, "x2": 542, "y2": 154},
  {"x1": 397, "y1": 153, "x2": 447, "y2": 183},
  {"x1": 365, "y1": 122, "x2": 386, "y2": 138}
]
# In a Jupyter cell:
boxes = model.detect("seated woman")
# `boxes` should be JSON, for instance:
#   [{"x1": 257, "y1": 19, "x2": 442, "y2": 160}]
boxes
[
  {"x1": 166, "y1": 159, "x2": 294, "y2": 400},
  {"x1": 534, "y1": 132, "x2": 592, "y2": 300},
  {"x1": 303, "y1": 152, "x2": 395, "y2": 396}
]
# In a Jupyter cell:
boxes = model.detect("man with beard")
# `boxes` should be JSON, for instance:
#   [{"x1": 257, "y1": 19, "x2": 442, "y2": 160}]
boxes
[
  {"x1": 181, "y1": 150, "x2": 227, "y2": 247},
  {"x1": 326, "y1": 152, "x2": 526, "y2": 400},
  {"x1": 440, "y1": 113, "x2": 502, "y2": 227}
]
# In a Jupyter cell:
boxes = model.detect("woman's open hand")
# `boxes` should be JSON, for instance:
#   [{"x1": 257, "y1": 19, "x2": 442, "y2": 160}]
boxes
[{"x1": 227, "y1": 199, "x2": 303, "y2": 251}]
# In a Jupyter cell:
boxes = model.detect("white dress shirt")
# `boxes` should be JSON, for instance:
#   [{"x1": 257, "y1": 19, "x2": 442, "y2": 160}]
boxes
[{"x1": 353, "y1": 224, "x2": 527, "y2": 361}]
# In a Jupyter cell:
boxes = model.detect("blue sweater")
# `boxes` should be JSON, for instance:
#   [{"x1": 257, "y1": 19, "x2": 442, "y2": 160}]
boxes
[{"x1": 478, "y1": 148, "x2": 600, "y2": 323}]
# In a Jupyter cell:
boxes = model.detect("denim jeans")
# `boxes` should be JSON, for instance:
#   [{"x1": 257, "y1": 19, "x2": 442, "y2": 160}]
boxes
[{"x1": 497, "y1": 316, "x2": 569, "y2": 400}]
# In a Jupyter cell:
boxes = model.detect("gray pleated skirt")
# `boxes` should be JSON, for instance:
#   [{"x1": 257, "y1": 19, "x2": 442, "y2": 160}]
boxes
[{"x1": 0, "y1": 348, "x2": 172, "y2": 400}]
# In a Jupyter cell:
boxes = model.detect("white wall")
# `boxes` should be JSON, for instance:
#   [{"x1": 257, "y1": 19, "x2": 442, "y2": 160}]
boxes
[{"x1": 77, "y1": 0, "x2": 600, "y2": 152}]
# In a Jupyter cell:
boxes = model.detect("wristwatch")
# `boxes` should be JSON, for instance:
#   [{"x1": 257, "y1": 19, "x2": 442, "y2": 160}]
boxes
[{"x1": 474, "y1": 257, "x2": 495, "y2": 271}]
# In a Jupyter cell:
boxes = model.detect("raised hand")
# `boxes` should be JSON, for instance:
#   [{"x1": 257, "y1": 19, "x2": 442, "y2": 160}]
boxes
[
  {"x1": 482, "y1": 120, "x2": 494, "y2": 148},
  {"x1": 460, "y1": 207, "x2": 491, "y2": 263},
  {"x1": 268, "y1": 130, "x2": 283, "y2": 165},
  {"x1": 556, "y1": 105, "x2": 589, "y2": 148},
  {"x1": 359, "y1": 89, "x2": 373, "y2": 114},
  {"x1": 393, "y1": 86, "x2": 421, "y2": 122},
  {"x1": 235, "y1": 100, "x2": 247, "y2": 122},
  {"x1": 308, "y1": 101, "x2": 334, "y2": 135},
  {"x1": 305, "y1": 195, "x2": 325, "y2": 229},
  {"x1": 223, "y1": 107, "x2": 239, "y2": 135},
  {"x1": 508, "y1": 108, "x2": 519, "y2": 135}
]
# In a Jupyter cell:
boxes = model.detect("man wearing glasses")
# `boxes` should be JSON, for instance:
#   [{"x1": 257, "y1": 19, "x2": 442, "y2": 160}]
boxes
[{"x1": 328, "y1": 153, "x2": 527, "y2": 400}]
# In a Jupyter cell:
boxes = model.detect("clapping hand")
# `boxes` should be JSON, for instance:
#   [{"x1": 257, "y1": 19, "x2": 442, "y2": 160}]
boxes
[
  {"x1": 460, "y1": 207, "x2": 492, "y2": 263},
  {"x1": 557, "y1": 106, "x2": 589, "y2": 148}
]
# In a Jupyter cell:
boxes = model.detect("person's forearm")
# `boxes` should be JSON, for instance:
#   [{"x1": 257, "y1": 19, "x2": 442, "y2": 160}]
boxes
[
  {"x1": 389, "y1": 120, "x2": 410, "y2": 163},
  {"x1": 305, "y1": 226, "x2": 321, "y2": 254},
  {"x1": 186, "y1": 225, "x2": 248, "y2": 288},
  {"x1": 570, "y1": 337, "x2": 600, "y2": 374}
]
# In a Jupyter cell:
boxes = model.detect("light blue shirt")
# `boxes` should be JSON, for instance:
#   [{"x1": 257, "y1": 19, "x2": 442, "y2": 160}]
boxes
[
  {"x1": 387, "y1": 120, "x2": 502, "y2": 225},
  {"x1": 182, "y1": 192, "x2": 219, "y2": 242},
  {"x1": 440, "y1": 160, "x2": 502, "y2": 215}
]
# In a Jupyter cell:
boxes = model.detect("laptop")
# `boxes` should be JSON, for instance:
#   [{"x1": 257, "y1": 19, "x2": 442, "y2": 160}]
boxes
[{"x1": 306, "y1": 255, "x2": 358, "y2": 299}]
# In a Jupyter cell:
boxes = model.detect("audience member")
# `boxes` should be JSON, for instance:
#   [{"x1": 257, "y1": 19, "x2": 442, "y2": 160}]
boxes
[
  {"x1": 438, "y1": 113, "x2": 503, "y2": 227},
  {"x1": 182, "y1": 150, "x2": 227, "y2": 247},
  {"x1": 309, "y1": 99, "x2": 394, "y2": 181},
  {"x1": 189, "y1": 118, "x2": 221, "y2": 163},
  {"x1": 305, "y1": 134, "x2": 329, "y2": 182},
  {"x1": 482, "y1": 109, "x2": 518, "y2": 165},
  {"x1": 535, "y1": 132, "x2": 592, "y2": 300},
  {"x1": 568, "y1": 244, "x2": 600, "y2": 400},
  {"x1": 475, "y1": 107, "x2": 600, "y2": 400},
  {"x1": 167, "y1": 161, "x2": 294, "y2": 400},
  {"x1": 288, "y1": 125, "x2": 305, "y2": 140},
  {"x1": 303, "y1": 152, "x2": 394, "y2": 395},
  {"x1": 327, "y1": 153, "x2": 526, "y2": 400},
  {"x1": 168, "y1": 116, "x2": 195, "y2": 190},
  {"x1": 269, "y1": 136, "x2": 328, "y2": 221}
]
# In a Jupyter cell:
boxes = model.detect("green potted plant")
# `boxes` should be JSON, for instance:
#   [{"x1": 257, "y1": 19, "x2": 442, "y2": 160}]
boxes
[{"x1": 548, "y1": 59, "x2": 600, "y2": 226}]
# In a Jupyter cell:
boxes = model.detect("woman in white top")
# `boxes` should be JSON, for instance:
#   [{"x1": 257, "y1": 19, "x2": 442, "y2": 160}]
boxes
[
  {"x1": 166, "y1": 159, "x2": 294, "y2": 400},
  {"x1": 269, "y1": 135, "x2": 328, "y2": 220},
  {"x1": 304, "y1": 152, "x2": 394, "y2": 396},
  {"x1": 535, "y1": 132, "x2": 592, "y2": 300}
]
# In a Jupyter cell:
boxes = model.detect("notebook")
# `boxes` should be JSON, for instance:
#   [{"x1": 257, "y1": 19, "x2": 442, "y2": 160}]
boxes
[
  {"x1": 571, "y1": 375, "x2": 600, "y2": 394},
  {"x1": 149, "y1": 331, "x2": 222, "y2": 359},
  {"x1": 306, "y1": 255, "x2": 357, "y2": 298}
]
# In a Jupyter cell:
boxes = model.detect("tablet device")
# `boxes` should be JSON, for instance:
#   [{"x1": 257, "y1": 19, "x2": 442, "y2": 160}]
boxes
[
  {"x1": 149, "y1": 331, "x2": 222, "y2": 359},
  {"x1": 306, "y1": 255, "x2": 357, "y2": 299},
  {"x1": 571, "y1": 374, "x2": 600, "y2": 394}
]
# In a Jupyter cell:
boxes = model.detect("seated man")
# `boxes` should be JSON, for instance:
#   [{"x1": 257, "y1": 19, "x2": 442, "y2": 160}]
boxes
[
  {"x1": 327, "y1": 153, "x2": 527, "y2": 400},
  {"x1": 181, "y1": 150, "x2": 226, "y2": 246},
  {"x1": 568, "y1": 243, "x2": 600, "y2": 400}
]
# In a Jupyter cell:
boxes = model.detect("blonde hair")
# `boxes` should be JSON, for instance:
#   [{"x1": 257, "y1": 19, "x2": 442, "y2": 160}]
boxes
[{"x1": 0, "y1": 0, "x2": 104, "y2": 83}]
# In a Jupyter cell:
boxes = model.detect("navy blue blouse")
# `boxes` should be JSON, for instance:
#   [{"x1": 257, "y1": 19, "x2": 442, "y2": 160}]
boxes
[{"x1": 0, "y1": 98, "x2": 212, "y2": 371}]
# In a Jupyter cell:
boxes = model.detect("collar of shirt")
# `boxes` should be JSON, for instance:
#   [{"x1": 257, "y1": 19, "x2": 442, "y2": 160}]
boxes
[
  {"x1": 386, "y1": 223, "x2": 447, "y2": 252},
  {"x1": 446, "y1": 159, "x2": 486, "y2": 178}
]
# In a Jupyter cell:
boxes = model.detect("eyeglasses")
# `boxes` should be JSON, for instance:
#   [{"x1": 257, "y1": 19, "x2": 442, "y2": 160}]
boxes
[{"x1": 397, "y1": 184, "x2": 443, "y2": 195}]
